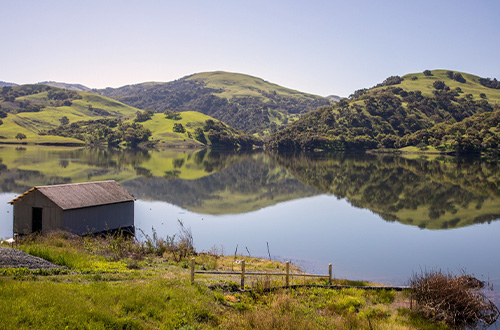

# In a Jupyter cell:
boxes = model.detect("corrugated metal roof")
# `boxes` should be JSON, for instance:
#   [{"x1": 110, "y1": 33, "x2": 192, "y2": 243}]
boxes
[{"x1": 9, "y1": 180, "x2": 135, "y2": 210}]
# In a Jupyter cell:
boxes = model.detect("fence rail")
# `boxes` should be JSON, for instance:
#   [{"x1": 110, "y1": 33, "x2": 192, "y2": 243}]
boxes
[{"x1": 191, "y1": 259, "x2": 332, "y2": 288}]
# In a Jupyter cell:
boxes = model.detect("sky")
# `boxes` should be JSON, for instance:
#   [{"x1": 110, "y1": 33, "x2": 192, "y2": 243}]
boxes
[{"x1": 2, "y1": 0, "x2": 500, "y2": 97}]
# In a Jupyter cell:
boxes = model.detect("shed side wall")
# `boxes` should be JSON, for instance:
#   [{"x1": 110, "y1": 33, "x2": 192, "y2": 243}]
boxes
[{"x1": 62, "y1": 201, "x2": 134, "y2": 235}]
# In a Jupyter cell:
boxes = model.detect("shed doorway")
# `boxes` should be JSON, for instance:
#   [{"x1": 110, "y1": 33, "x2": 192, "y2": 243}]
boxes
[{"x1": 32, "y1": 207, "x2": 42, "y2": 233}]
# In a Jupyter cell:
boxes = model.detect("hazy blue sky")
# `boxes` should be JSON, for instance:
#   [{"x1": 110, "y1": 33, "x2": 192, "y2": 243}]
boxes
[{"x1": 2, "y1": 0, "x2": 499, "y2": 96}]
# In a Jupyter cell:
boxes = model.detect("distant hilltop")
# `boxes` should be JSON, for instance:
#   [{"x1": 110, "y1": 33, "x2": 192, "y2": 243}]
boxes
[
  {"x1": 0, "y1": 81, "x2": 18, "y2": 87},
  {"x1": 37, "y1": 81, "x2": 91, "y2": 92},
  {"x1": 326, "y1": 95, "x2": 345, "y2": 103}
]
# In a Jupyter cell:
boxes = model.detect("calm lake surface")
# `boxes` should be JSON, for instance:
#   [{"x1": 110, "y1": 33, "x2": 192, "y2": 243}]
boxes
[{"x1": 1, "y1": 145, "x2": 499, "y2": 309}]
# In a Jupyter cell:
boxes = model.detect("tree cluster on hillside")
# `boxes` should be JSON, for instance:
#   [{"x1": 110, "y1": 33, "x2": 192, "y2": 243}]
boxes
[
  {"x1": 398, "y1": 110, "x2": 500, "y2": 152},
  {"x1": 1, "y1": 85, "x2": 48, "y2": 101},
  {"x1": 41, "y1": 118, "x2": 151, "y2": 147},
  {"x1": 202, "y1": 119, "x2": 263, "y2": 149},
  {"x1": 446, "y1": 71, "x2": 466, "y2": 83},
  {"x1": 134, "y1": 110, "x2": 154, "y2": 123},
  {"x1": 47, "y1": 89, "x2": 82, "y2": 102},
  {"x1": 164, "y1": 110, "x2": 182, "y2": 120},
  {"x1": 0, "y1": 85, "x2": 48, "y2": 113},
  {"x1": 266, "y1": 75, "x2": 499, "y2": 153},
  {"x1": 0, "y1": 85, "x2": 85, "y2": 114},
  {"x1": 95, "y1": 77, "x2": 330, "y2": 134},
  {"x1": 479, "y1": 77, "x2": 500, "y2": 89}
]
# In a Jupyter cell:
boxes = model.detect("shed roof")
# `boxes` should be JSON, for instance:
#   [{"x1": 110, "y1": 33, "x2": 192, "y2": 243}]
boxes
[{"x1": 9, "y1": 180, "x2": 135, "y2": 210}]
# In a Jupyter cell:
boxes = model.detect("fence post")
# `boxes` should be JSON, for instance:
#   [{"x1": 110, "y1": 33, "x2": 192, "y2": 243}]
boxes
[
  {"x1": 191, "y1": 258, "x2": 195, "y2": 284},
  {"x1": 241, "y1": 260, "x2": 245, "y2": 288},
  {"x1": 286, "y1": 261, "x2": 290, "y2": 287},
  {"x1": 329, "y1": 263, "x2": 332, "y2": 285}
]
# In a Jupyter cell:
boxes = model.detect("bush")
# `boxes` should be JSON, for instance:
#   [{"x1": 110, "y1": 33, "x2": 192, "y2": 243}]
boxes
[
  {"x1": 423, "y1": 70, "x2": 432, "y2": 76},
  {"x1": 164, "y1": 110, "x2": 182, "y2": 120},
  {"x1": 453, "y1": 72, "x2": 466, "y2": 83},
  {"x1": 410, "y1": 270, "x2": 499, "y2": 328},
  {"x1": 134, "y1": 110, "x2": 154, "y2": 123},
  {"x1": 173, "y1": 123, "x2": 186, "y2": 133},
  {"x1": 433, "y1": 81, "x2": 446, "y2": 90},
  {"x1": 15, "y1": 133, "x2": 26, "y2": 140}
]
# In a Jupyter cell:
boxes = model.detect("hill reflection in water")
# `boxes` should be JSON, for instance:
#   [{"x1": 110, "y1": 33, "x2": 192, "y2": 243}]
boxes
[{"x1": 0, "y1": 146, "x2": 499, "y2": 230}]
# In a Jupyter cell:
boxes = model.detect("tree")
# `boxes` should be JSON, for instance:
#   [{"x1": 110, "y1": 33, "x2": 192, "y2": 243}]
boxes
[
  {"x1": 164, "y1": 110, "x2": 182, "y2": 120},
  {"x1": 134, "y1": 110, "x2": 154, "y2": 123},
  {"x1": 423, "y1": 70, "x2": 432, "y2": 76},
  {"x1": 453, "y1": 72, "x2": 466, "y2": 83},
  {"x1": 117, "y1": 122, "x2": 152, "y2": 147},
  {"x1": 433, "y1": 81, "x2": 446, "y2": 90},
  {"x1": 59, "y1": 116, "x2": 69, "y2": 126},
  {"x1": 193, "y1": 127, "x2": 207, "y2": 144},
  {"x1": 15, "y1": 133, "x2": 27, "y2": 140},
  {"x1": 173, "y1": 123, "x2": 186, "y2": 133}
]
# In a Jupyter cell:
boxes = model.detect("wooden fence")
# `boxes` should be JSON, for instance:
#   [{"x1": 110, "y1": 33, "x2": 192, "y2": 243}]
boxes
[{"x1": 191, "y1": 258, "x2": 332, "y2": 288}]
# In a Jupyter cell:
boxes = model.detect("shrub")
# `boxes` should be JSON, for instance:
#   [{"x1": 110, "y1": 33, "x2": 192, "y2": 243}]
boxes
[
  {"x1": 410, "y1": 270, "x2": 499, "y2": 328},
  {"x1": 15, "y1": 133, "x2": 26, "y2": 140},
  {"x1": 433, "y1": 81, "x2": 446, "y2": 90},
  {"x1": 134, "y1": 110, "x2": 154, "y2": 123},
  {"x1": 173, "y1": 123, "x2": 186, "y2": 133},
  {"x1": 453, "y1": 72, "x2": 466, "y2": 83},
  {"x1": 164, "y1": 110, "x2": 182, "y2": 120}
]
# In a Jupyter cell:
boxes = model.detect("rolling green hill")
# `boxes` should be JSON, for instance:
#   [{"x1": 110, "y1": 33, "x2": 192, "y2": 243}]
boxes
[
  {"x1": 266, "y1": 70, "x2": 500, "y2": 153},
  {"x1": 95, "y1": 71, "x2": 331, "y2": 135},
  {"x1": 0, "y1": 84, "x2": 260, "y2": 149}
]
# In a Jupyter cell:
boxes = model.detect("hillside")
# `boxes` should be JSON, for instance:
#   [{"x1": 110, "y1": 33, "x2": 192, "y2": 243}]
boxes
[
  {"x1": 95, "y1": 71, "x2": 331, "y2": 135},
  {"x1": 0, "y1": 84, "x2": 260, "y2": 149},
  {"x1": 266, "y1": 70, "x2": 500, "y2": 153}
]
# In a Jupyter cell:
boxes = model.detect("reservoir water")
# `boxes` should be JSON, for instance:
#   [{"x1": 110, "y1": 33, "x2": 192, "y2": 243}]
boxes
[{"x1": 1, "y1": 146, "x2": 499, "y2": 312}]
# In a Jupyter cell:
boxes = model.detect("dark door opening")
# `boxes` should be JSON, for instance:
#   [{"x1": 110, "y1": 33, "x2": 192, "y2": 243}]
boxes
[{"x1": 32, "y1": 207, "x2": 42, "y2": 233}]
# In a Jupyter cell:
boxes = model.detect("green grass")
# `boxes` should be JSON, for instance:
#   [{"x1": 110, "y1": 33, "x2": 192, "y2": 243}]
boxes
[
  {"x1": 140, "y1": 111, "x2": 210, "y2": 147},
  {"x1": 0, "y1": 115, "x2": 83, "y2": 144},
  {"x1": 0, "y1": 234, "x2": 448, "y2": 330}
]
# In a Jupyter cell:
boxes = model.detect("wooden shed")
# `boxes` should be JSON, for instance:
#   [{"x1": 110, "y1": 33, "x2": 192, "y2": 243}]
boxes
[{"x1": 9, "y1": 180, "x2": 135, "y2": 236}]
